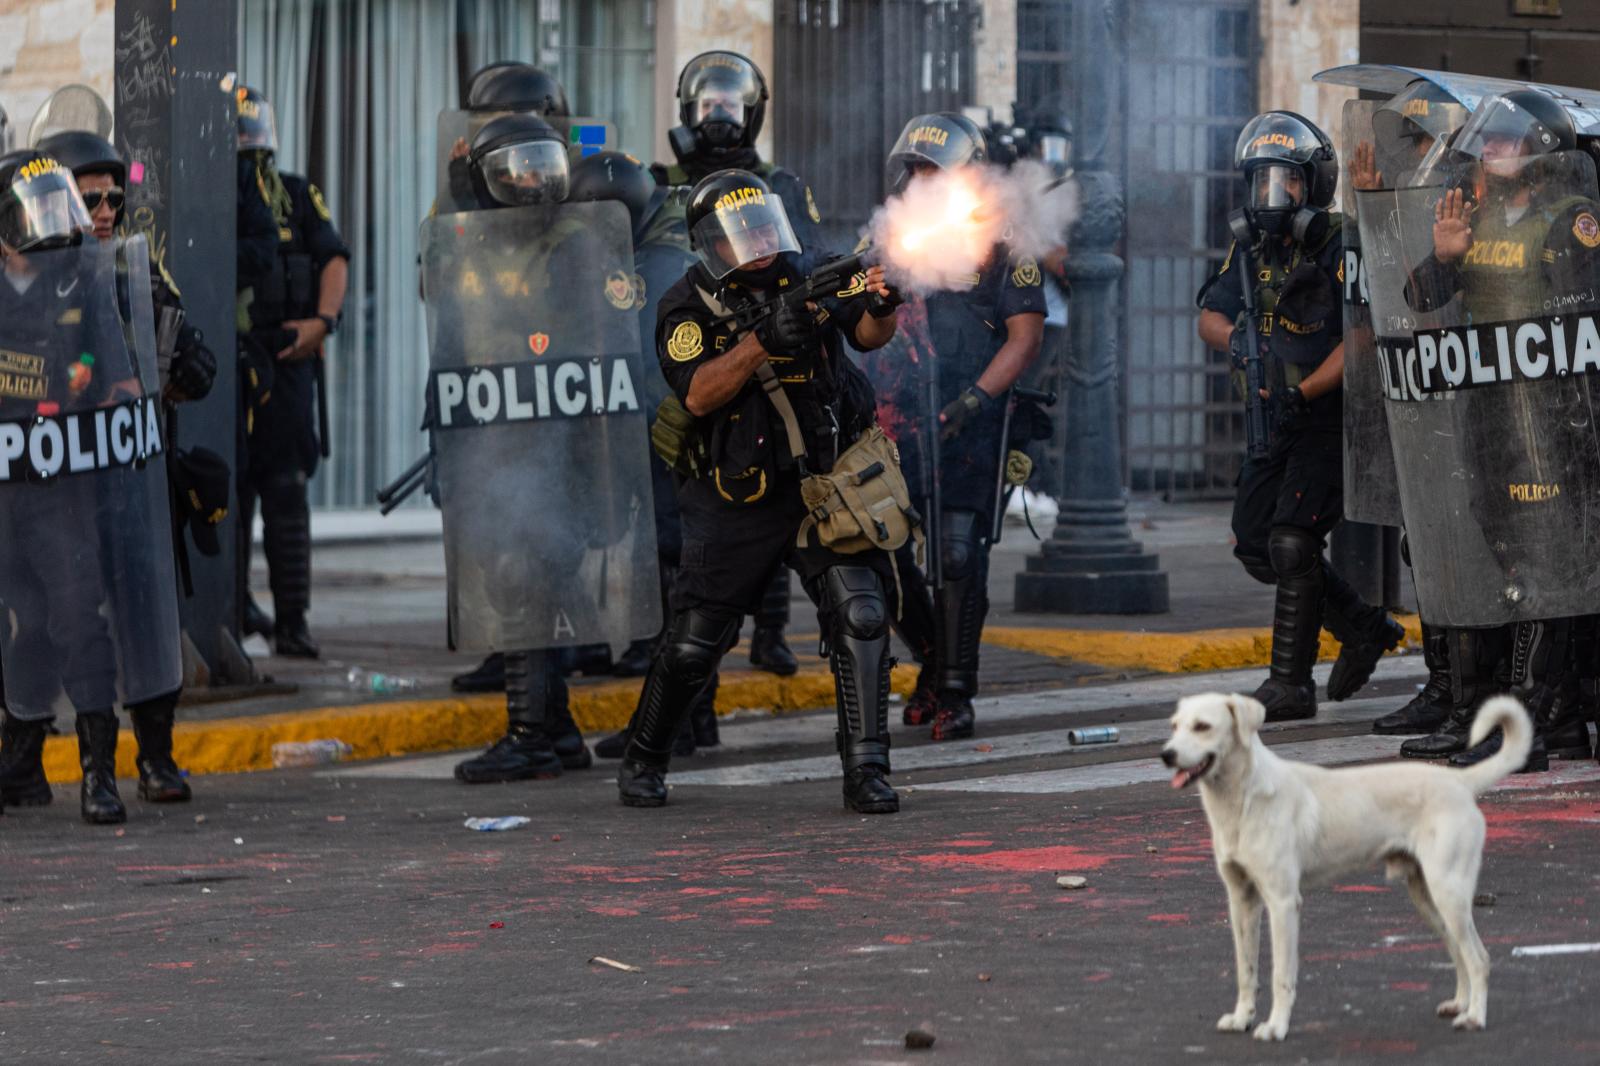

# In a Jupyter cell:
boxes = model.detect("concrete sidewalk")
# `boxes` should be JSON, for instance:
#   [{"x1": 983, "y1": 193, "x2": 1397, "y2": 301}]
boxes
[{"x1": 40, "y1": 500, "x2": 1423, "y2": 782}]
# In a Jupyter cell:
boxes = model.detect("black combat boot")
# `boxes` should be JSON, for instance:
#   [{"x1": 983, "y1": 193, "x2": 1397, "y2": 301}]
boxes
[
  {"x1": 594, "y1": 726, "x2": 629, "y2": 759},
  {"x1": 893, "y1": 565, "x2": 940, "y2": 727},
  {"x1": 261, "y1": 473, "x2": 319, "y2": 659},
  {"x1": 0, "y1": 712, "x2": 54, "y2": 807},
  {"x1": 1453, "y1": 620, "x2": 1585, "y2": 769},
  {"x1": 129, "y1": 697, "x2": 191, "y2": 802},
  {"x1": 748, "y1": 569, "x2": 799, "y2": 676},
  {"x1": 1322, "y1": 565, "x2": 1405, "y2": 701},
  {"x1": 75, "y1": 712, "x2": 126, "y2": 825},
  {"x1": 1373, "y1": 623, "x2": 1453, "y2": 735},
  {"x1": 902, "y1": 669, "x2": 939, "y2": 727},
  {"x1": 451, "y1": 653, "x2": 506, "y2": 693},
  {"x1": 544, "y1": 668, "x2": 592, "y2": 770},
  {"x1": 1403, "y1": 627, "x2": 1504, "y2": 759},
  {"x1": 244, "y1": 596, "x2": 274, "y2": 639},
  {"x1": 1252, "y1": 529, "x2": 1324, "y2": 723},
  {"x1": 825, "y1": 567, "x2": 899, "y2": 814},
  {"x1": 931, "y1": 512, "x2": 986, "y2": 741},
  {"x1": 618, "y1": 608, "x2": 739, "y2": 807},
  {"x1": 454, "y1": 651, "x2": 564, "y2": 783}
]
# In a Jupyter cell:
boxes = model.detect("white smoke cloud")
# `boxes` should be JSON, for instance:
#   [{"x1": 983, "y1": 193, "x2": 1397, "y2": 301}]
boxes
[{"x1": 865, "y1": 160, "x2": 1081, "y2": 294}]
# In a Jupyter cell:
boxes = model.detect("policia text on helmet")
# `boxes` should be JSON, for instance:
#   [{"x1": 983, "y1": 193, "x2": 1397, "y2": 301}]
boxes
[
  {"x1": 0, "y1": 150, "x2": 91, "y2": 256},
  {"x1": 685, "y1": 169, "x2": 800, "y2": 288}
]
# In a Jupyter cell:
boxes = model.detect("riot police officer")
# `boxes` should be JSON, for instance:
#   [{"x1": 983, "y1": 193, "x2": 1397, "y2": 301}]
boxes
[
  {"x1": 235, "y1": 86, "x2": 349, "y2": 659},
  {"x1": 655, "y1": 50, "x2": 824, "y2": 677},
  {"x1": 1394, "y1": 90, "x2": 1600, "y2": 769},
  {"x1": 0, "y1": 130, "x2": 217, "y2": 806},
  {"x1": 1197, "y1": 111, "x2": 1403, "y2": 723},
  {"x1": 0, "y1": 150, "x2": 180, "y2": 823},
  {"x1": 871, "y1": 112, "x2": 1047, "y2": 742},
  {"x1": 437, "y1": 113, "x2": 596, "y2": 783},
  {"x1": 618, "y1": 169, "x2": 906, "y2": 813}
]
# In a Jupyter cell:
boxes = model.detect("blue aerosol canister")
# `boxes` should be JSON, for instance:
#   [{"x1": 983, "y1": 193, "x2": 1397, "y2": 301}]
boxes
[{"x1": 1067, "y1": 726, "x2": 1119, "y2": 745}]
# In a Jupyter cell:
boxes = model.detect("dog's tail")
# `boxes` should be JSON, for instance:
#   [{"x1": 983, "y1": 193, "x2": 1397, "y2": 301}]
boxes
[{"x1": 1458, "y1": 696, "x2": 1534, "y2": 796}]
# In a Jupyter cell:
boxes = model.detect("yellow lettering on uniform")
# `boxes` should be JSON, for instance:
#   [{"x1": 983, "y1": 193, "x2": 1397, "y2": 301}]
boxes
[{"x1": 1465, "y1": 240, "x2": 1527, "y2": 269}]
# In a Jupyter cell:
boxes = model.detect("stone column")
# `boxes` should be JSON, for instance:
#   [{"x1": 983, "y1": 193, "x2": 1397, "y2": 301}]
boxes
[{"x1": 1013, "y1": 0, "x2": 1168, "y2": 615}]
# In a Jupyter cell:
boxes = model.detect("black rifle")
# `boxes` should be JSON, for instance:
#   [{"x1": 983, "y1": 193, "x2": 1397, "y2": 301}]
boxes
[
  {"x1": 711, "y1": 252, "x2": 872, "y2": 333},
  {"x1": 1228, "y1": 210, "x2": 1272, "y2": 460},
  {"x1": 989, "y1": 385, "x2": 1058, "y2": 543},
  {"x1": 376, "y1": 452, "x2": 431, "y2": 516},
  {"x1": 315, "y1": 354, "x2": 332, "y2": 459}
]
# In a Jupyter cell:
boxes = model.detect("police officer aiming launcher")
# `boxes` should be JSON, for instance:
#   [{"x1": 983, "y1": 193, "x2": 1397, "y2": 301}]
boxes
[{"x1": 617, "y1": 169, "x2": 911, "y2": 814}]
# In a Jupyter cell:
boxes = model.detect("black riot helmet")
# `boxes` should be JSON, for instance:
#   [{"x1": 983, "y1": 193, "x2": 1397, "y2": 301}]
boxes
[
  {"x1": 567, "y1": 150, "x2": 657, "y2": 238},
  {"x1": 1234, "y1": 110, "x2": 1338, "y2": 240},
  {"x1": 468, "y1": 113, "x2": 570, "y2": 207},
  {"x1": 0, "y1": 150, "x2": 91, "y2": 253},
  {"x1": 886, "y1": 112, "x2": 988, "y2": 194},
  {"x1": 236, "y1": 85, "x2": 278, "y2": 155},
  {"x1": 671, "y1": 51, "x2": 769, "y2": 160},
  {"x1": 37, "y1": 130, "x2": 127, "y2": 228},
  {"x1": 467, "y1": 63, "x2": 569, "y2": 117},
  {"x1": 1450, "y1": 89, "x2": 1576, "y2": 164},
  {"x1": 1023, "y1": 94, "x2": 1074, "y2": 176},
  {"x1": 685, "y1": 169, "x2": 800, "y2": 282}
]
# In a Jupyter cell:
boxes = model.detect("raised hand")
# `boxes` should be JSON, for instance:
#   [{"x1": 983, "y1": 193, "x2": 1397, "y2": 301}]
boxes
[
  {"x1": 1433, "y1": 187, "x2": 1474, "y2": 263},
  {"x1": 1349, "y1": 140, "x2": 1382, "y2": 192}
]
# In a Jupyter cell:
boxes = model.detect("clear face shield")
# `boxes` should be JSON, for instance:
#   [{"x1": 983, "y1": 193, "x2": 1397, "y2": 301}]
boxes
[
  {"x1": 1, "y1": 166, "x2": 91, "y2": 253},
  {"x1": 682, "y1": 57, "x2": 761, "y2": 147},
  {"x1": 237, "y1": 95, "x2": 279, "y2": 154},
  {"x1": 690, "y1": 193, "x2": 800, "y2": 279},
  {"x1": 1036, "y1": 132, "x2": 1073, "y2": 172},
  {"x1": 1448, "y1": 96, "x2": 1557, "y2": 180},
  {"x1": 477, "y1": 140, "x2": 570, "y2": 206},
  {"x1": 1247, "y1": 163, "x2": 1306, "y2": 236}
]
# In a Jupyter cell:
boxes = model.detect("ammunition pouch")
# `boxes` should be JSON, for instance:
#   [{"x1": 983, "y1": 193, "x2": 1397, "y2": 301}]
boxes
[
  {"x1": 650, "y1": 395, "x2": 705, "y2": 478},
  {"x1": 797, "y1": 424, "x2": 921, "y2": 557}
]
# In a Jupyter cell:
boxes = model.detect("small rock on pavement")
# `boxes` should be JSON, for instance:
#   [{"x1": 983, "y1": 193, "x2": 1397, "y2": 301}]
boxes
[
  {"x1": 977, "y1": 973, "x2": 992, "y2": 982},
  {"x1": 905, "y1": 1029, "x2": 936, "y2": 1050},
  {"x1": 1057, "y1": 875, "x2": 1088, "y2": 890},
  {"x1": 1474, "y1": 892, "x2": 1496, "y2": 908}
]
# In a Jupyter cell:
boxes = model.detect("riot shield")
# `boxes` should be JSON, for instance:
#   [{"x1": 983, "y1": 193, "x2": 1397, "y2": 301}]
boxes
[
  {"x1": 1359, "y1": 151, "x2": 1600, "y2": 626},
  {"x1": 420, "y1": 200, "x2": 660, "y2": 653},
  {"x1": 0, "y1": 236, "x2": 183, "y2": 719},
  {"x1": 1339, "y1": 100, "x2": 1403, "y2": 526},
  {"x1": 433, "y1": 110, "x2": 618, "y2": 215},
  {"x1": 1316, "y1": 65, "x2": 1600, "y2": 135}
]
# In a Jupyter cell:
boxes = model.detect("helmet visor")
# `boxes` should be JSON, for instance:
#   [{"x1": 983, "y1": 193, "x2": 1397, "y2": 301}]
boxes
[
  {"x1": 1037, "y1": 133, "x2": 1073, "y2": 169},
  {"x1": 478, "y1": 140, "x2": 570, "y2": 205},
  {"x1": 1451, "y1": 95, "x2": 1562, "y2": 163},
  {"x1": 1249, "y1": 164, "x2": 1306, "y2": 213},
  {"x1": 238, "y1": 95, "x2": 279, "y2": 153},
  {"x1": 692, "y1": 85, "x2": 748, "y2": 127},
  {"x1": 681, "y1": 55, "x2": 763, "y2": 117},
  {"x1": 690, "y1": 192, "x2": 799, "y2": 279},
  {"x1": 2, "y1": 165, "x2": 91, "y2": 251}
]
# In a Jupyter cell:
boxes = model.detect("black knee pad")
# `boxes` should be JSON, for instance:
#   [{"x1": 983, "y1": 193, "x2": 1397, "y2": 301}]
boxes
[
  {"x1": 1236, "y1": 553, "x2": 1276, "y2": 586},
  {"x1": 824, "y1": 566, "x2": 888, "y2": 641},
  {"x1": 940, "y1": 510, "x2": 983, "y2": 581},
  {"x1": 1267, "y1": 526, "x2": 1320, "y2": 581},
  {"x1": 660, "y1": 607, "x2": 736, "y2": 689}
]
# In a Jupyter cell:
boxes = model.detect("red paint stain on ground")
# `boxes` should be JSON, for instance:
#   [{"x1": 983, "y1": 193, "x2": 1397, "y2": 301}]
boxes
[
  {"x1": 1084, "y1": 971, "x2": 1113, "y2": 982},
  {"x1": 1485, "y1": 800, "x2": 1600, "y2": 844},
  {"x1": 1334, "y1": 884, "x2": 1387, "y2": 894},
  {"x1": 933, "y1": 839, "x2": 994, "y2": 849},
  {"x1": 146, "y1": 962, "x2": 195, "y2": 970},
  {"x1": 1388, "y1": 981, "x2": 1429, "y2": 992},
  {"x1": 916, "y1": 845, "x2": 1130, "y2": 873},
  {"x1": 813, "y1": 887, "x2": 852, "y2": 895},
  {"x1": 1146, "y1": 914, "x2": 1190, "y2": 924},
  {"x1": 733, "y1": 918, "x2": 773, "y2": 926},
  {"x1": 590, "y1": 906, "x2": 641, "y2": 917},
  {"x1": 677, "y1": 887, "x2": 728, "y2": 897},
  {"x1": 881, "y1": 934, "x2": 918, "y2": 944}
]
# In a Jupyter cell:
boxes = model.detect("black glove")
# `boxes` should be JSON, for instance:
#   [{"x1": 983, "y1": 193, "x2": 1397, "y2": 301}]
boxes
[
  {"x1": 168, "y1": 329, "x2": 217, "y2": 402},
  {"x1": 939, "y1": 384, "x2": 994, "y2": 440},
  {"x1": 1274, "y1": 385, "x2": 1310, "y2": 435},
  {"x1": 1228, "y1": 312, "x2": 1252, "y2": 371},
  {"x1": 867, "y1": 284, "x2": 905, "y2": 319},
  {"x1": 755, "y1": 298, "x2": 819, "y2": 357}
]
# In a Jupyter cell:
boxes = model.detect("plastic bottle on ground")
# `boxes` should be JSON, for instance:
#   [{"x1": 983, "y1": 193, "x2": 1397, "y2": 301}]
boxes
[
  {"x1": 346, "y1": 666, "x2": 421, "y2": 695},
  {"x1": 271, "y1": 739, "x2": 354, "y2": 769}
]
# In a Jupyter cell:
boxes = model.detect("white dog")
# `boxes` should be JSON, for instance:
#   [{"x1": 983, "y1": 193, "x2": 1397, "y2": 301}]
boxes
[{"x1": 1161, "y1": 691, "x2": 1531, "y2": 1041}]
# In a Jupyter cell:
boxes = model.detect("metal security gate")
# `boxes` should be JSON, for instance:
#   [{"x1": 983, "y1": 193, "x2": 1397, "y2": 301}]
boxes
[
  {"x1": 774, "y1": 0, "x2": 980, "y2": 251},
  {"x1": 1120, "y1": 0, "x2": 1256, "y2": 497}
]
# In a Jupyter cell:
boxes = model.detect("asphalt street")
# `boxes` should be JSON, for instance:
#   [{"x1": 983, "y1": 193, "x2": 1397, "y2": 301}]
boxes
[{"x1": 2, "y1": 658, "x2": 1596, "y2": 1065}]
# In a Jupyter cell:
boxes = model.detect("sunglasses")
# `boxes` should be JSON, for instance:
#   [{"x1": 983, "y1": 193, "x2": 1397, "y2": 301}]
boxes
[{"x1": 81, "y1": 188, "x2": 125, "y2": 212}]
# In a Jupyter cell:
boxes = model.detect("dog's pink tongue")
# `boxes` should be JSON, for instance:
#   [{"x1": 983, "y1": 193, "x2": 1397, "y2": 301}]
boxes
[{"x1": 1170, "y1": 768, "x2": 1191, "y2": 790}]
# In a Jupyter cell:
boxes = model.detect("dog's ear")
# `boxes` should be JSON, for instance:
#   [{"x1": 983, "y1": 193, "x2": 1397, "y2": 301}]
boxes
[{"x1": 1227, "y1": 693, "x2": 1266, "y2": 740}]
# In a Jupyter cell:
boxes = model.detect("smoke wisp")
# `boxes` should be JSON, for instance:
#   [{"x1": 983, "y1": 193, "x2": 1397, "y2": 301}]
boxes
[{"x1": 866, "y1": 160, "x2": 1080, "y2": 294}]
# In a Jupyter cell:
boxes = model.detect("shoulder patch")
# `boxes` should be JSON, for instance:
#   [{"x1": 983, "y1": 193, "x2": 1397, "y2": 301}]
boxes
[
  {"x1": 666, "y1": 320, "x2": 704, "y2": 362},
  {"x1": 1574, "y1": 211, "x2": 1600, "y2": 249},
  {"x1": 1010, "y1": 256, "x2": 1041, "y2": 287},
  {"x1": 806, "y1": 186, "x2": 822, "y2": 224},
  {"x1": 308, "y1": 184, "x2": 332, "y2": 222}
]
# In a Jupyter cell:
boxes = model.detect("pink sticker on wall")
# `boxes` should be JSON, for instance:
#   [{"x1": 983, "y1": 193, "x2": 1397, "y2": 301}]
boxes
[{"x1": 129, "y1": 161, "x2": 145, "y2": 185}]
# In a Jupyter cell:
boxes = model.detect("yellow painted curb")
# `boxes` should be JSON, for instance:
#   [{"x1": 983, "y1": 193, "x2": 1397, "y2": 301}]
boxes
[
  {"x1": 41, "y1": 664, "x2": 920, "y2": 785},
  {"x1": 984, "y1": 614, "x2": 1422, "y2": 675},
  {"x1": 39, "y1": 615, "x2": 1420, "y2": 784}
]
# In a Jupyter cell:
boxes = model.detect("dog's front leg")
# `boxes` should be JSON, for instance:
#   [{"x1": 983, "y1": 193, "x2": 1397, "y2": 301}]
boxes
[
  {"x1": 1253, "y1": 879, "x2": 1301, "y2": 1042},
  {"x1": 1217, "y1": 864, "x2": 1260, "y2": 1032}
]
